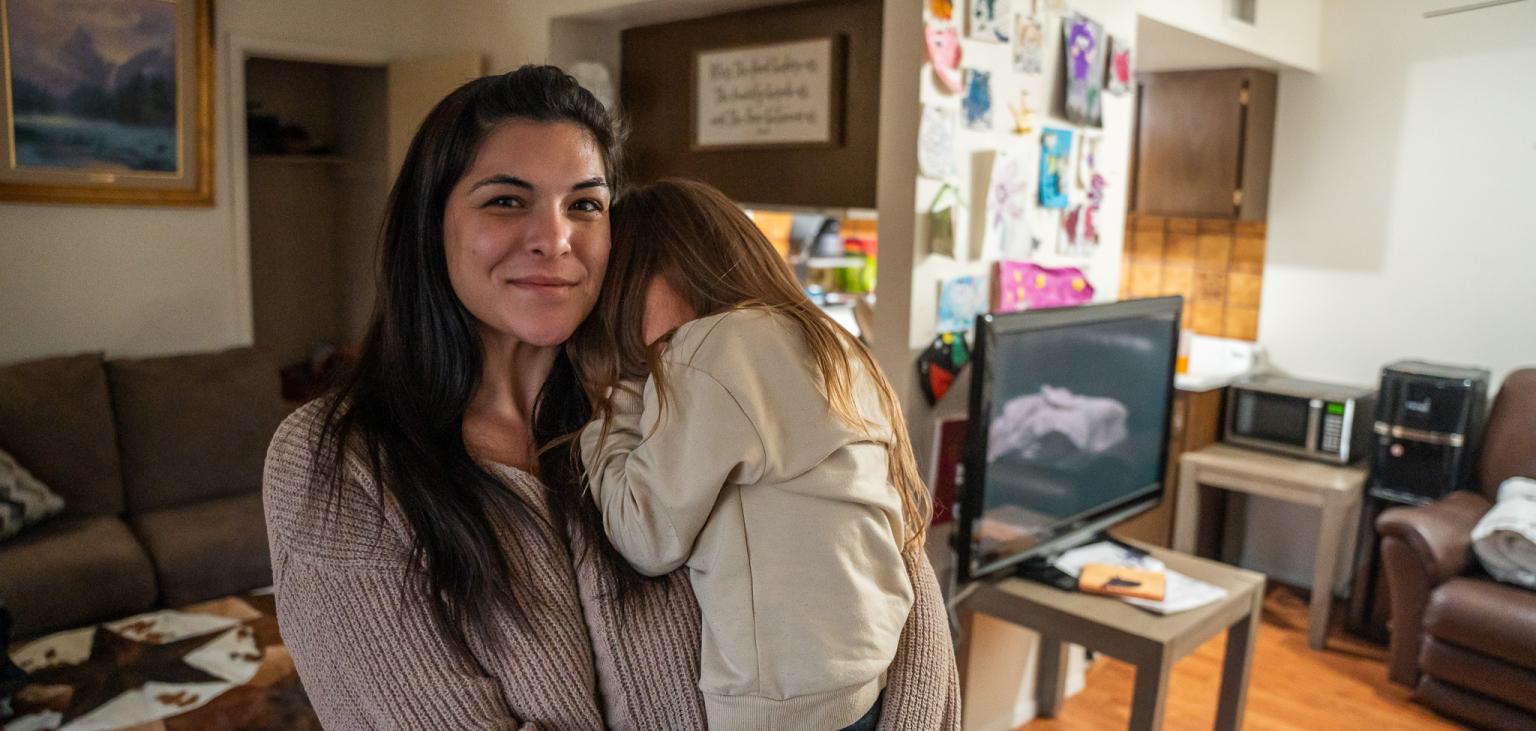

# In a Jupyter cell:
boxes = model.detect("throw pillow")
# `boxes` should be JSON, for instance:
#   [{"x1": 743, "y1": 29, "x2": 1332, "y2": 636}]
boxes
[{"x1": 0, "y1": 447, "x2": 65, "y2": 541}]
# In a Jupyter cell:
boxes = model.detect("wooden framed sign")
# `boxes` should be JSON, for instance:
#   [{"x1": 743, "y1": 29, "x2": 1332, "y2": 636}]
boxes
[{"x1": 692, "y1": 35, "x2": 845, "y2": 150}]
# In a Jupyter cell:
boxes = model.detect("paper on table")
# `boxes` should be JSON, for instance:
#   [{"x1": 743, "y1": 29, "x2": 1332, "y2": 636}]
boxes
[{"x1": 1053, "y1": 542, "x2": 1228, "y2": 615}]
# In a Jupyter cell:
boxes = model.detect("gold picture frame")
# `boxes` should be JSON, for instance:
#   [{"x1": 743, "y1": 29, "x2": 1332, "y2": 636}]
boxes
[{"x1": 0, "y1": 0, "x2": 213, "y2": 206}]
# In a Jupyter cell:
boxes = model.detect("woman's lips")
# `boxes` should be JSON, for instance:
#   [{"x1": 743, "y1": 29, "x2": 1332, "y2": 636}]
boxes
[{"x1": 507, "y1": 275, "x2": 579, "y2": 289}]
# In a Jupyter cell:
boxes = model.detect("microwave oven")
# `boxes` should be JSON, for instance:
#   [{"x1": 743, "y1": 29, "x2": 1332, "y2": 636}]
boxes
[{"x1": 1224, "y1": 375, "x2": 1377, "y2": 464}]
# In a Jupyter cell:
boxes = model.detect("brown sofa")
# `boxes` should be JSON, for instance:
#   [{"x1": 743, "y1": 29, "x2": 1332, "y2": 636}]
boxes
[
  {"x1": 0, "y1": 348, "x2": 290, "y2": 641},
  {"x1": 1377, "y1": 368, "x2": 1536, "y2": 731}
]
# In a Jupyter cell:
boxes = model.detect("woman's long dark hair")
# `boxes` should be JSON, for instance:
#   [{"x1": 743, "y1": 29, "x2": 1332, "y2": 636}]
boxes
[{"x1": 314, "y1": 65, "x2": 638, "y2": 662}]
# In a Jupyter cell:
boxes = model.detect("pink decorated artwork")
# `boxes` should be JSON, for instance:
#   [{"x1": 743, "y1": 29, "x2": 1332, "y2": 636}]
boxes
[
  {"x1": 925, "y1": 22, "x2": 963, "y2": 93},
  {"x1": 1106, "y1": 35, "x2": 1133, "y2": 96},
  {"x1": 992, "y1": 260, "x2": 1095, "y2": 312}
]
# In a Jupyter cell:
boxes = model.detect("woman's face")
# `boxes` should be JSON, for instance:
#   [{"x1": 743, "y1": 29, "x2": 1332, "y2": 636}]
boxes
[{"x1": 443, "y1": 119, "x2": 610, "y2": 348}]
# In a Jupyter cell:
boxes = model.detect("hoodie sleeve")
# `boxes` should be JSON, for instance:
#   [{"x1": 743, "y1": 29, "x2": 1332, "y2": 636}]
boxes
[{"x1": 579, "y1": 369, "x2": 766, "y2": 576}]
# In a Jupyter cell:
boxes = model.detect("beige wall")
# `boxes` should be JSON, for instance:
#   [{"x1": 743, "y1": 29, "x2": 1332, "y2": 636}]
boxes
[
  {"x1": 0, "y1": 0, "x2": 806, "y2": 365},
  {"x1": 0, "y1": 0, "x2": 507, "y2": 365}
]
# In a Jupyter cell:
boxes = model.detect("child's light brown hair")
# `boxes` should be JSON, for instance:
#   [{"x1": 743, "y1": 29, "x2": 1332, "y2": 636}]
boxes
[{"x1": 569, "y1": 178, "x2": 931, "y2": 555}]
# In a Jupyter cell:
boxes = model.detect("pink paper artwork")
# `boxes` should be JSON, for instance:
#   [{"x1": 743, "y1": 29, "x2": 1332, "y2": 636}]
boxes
[
  {"x1": 993, "y1": 260, "x2": 1095, "y2": 312},
  {"x1": 925, "y1": 22, "x2": 963, "y2": 93}
]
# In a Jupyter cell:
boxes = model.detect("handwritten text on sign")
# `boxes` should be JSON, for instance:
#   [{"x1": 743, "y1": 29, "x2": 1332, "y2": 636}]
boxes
[{"x1": 695, "y1": 38, "x2": 835, "y2": 148}]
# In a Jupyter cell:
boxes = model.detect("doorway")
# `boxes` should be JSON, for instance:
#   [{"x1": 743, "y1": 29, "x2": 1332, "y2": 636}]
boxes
[{"x1": 243, "y1": 57, "x2": 387, "y2": 372}]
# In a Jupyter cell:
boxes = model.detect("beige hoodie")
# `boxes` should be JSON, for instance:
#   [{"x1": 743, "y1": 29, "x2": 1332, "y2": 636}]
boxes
[{"x1": 580, "y1": 308, "x2": 914, "y2": 730}]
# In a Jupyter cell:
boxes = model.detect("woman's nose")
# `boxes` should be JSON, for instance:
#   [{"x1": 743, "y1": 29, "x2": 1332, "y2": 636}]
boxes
[{"x1": 523, "y1": 205, "x2": 573, "y2": 258}]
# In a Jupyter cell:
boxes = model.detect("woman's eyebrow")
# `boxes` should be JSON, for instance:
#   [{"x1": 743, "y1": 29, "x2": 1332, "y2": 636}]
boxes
[
  {"x1": 467, "y1": 175, "x2": 607, "y2": 192},
  {"x1": 469, "y1": 174, "x2": 532, "y2": 192}
]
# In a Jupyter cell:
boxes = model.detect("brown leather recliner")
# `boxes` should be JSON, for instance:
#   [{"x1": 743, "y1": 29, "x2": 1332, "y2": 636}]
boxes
[{"x1": 1377, "y1": 368, "x2": 1536, "y2": 731}]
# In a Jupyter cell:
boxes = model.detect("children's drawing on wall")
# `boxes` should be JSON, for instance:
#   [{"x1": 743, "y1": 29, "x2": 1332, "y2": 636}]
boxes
[
  {"x1": 928, "y1": 0, "x2": 954, "y2": 21},
  {"x1": 983, "y1": 150, "x2": 1038, "y2": 260},
  {"x1": 962, "y1": 69, "x2": 994, "y2": 131},
  {"x1": 1106, "y1": 35, "x2": 1133, "y2": 96},
  {"x1": 1075, "y1": 133, "x2": 1102, "y2": 190},
  {"x1": 937, "y1": 274, "x2": 988, "y2": 333},
  {"x1": 925, "y1": 183, "x2": 961, "y2": 258},
  {"x1": 969, "y1": 0, "x2": 1011, "y2": 43},
  {"x1": 1059, "y1": 204, "x2": 1082, "y2": 252},
  {"x1": 919, "y1": 105, "x2": 958, "y2": 179},
  {"x1": 992, "y1": 260, "x2": 1095, "y2": 312},
  {"x1": 1039, "y1": 126, "x2": 1072, "y2": 208},
  {"x1": 1061, "y1": 13, "x2": 1106, "y2": 127},
  {"x1": 1008, "y1": 90, "x2": 1036, "y2": 134},
  {"x1": 917, "y1": 331, "x2": 971, "y2": 405},
  {"x1": 925, "y1": 21, "x2": 964, "y2": 93},
  {"x1": 1061, "y1": 133, "x2": 1106, "y2": 257},
  {"x1": 1012, "y1": 15, "x2": 1044, "y2": 74}
]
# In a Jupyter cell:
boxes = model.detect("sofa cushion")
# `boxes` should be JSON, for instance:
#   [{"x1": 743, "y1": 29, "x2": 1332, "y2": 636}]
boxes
[
  {"x1": 1425, "y1": 576, "x2": 1536, "y2": 672},
  {"x1": 0, "y1": 446, "x2": 65, "y2": 540},
  {"x1": 108, "y1": 347, "x2": 289, "y2": 513},
  {"x1": 0, "y1": 516, "x2": 157, "y2": 640},
  {"x1": 130, "y1": 491, "x2": 272, "y2": 607},
  {"x1": 1420, "y1": 636, "x2": 1536, "y2": 714},
  {"x1": 0, "y1": 352, "x2": 125, "y2": 517},
  {"x1": 1416, "y1": 676, "x2": 1536, "y2": 731}
]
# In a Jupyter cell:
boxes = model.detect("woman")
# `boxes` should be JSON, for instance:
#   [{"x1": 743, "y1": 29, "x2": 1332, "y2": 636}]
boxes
[{"x1": 262, "y1": 65, "x2": 959, "y2": 729}]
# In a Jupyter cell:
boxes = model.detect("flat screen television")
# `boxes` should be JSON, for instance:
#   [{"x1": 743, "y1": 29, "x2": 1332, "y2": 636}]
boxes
[{"x1": 957, "y1": 297, "x2": 1183, "y2": 583}]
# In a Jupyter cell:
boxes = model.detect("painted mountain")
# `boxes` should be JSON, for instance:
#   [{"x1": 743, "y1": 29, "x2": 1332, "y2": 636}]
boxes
[{"x1": 7, "y1": 0, "x2": 179, "y2": 172}]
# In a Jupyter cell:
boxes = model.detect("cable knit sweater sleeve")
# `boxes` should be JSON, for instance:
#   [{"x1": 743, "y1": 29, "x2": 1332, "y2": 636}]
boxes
[
  {"x1": 262, "y1": 405, "x2": 543, "y2": 731},
  {"x1": 880, "y1": 548, "x2": 962, "y2": 730}
]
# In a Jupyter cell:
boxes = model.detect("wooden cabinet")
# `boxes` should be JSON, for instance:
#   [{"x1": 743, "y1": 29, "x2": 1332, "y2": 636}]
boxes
[
  {"x1": 1131, "y1": 69, "x2": 1277, "y2": 221},
  {"x1": 1112, "y1": 387, "x2": 1225, "y2": 547}
]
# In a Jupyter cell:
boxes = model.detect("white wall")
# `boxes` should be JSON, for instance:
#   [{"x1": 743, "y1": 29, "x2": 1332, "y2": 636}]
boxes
[
  {"x1": 0, "y1": 0, "x2": 514, "y2": 365},
  {"x1": 1240, "y1": 0, "x2": 1536, "y2": 587},
  {"x1": 1135, "y1": 0, "x2": 1321, "y2": 72}
]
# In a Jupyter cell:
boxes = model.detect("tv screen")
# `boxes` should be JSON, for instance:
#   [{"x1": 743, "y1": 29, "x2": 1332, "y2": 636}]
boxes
[{"x1": 958, "y1": 297, "x2": 1182, "y2": 582}]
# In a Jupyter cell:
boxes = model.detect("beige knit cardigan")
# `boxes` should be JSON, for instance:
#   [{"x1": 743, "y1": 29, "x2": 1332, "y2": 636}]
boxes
[{"x1": 263, "y1": 400, "x2": 960, "y2": 729}]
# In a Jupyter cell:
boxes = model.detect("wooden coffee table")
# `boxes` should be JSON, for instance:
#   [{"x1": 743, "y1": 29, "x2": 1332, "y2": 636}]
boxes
[{"x1": 958, "y1": 543, "x2": 1265, "y2": 731}]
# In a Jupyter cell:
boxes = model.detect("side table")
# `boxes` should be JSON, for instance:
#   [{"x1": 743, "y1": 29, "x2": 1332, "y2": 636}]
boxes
[
  {"x1": 1173, "y1": 443, "x2": 1367, "y2": 650},
  {"x1": 957, "y1": 543, "x2": 1265, "y2": 731}
]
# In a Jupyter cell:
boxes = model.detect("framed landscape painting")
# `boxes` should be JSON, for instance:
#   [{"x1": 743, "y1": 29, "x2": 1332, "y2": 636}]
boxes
[{"x1": 1, "y1": 0, "x2": 212, "y2": 205}]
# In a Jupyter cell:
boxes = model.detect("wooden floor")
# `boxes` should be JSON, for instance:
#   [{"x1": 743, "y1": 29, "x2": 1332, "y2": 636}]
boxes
[{"x1": 1021, "y1": 585, "x2": 1467, "y2": 731}]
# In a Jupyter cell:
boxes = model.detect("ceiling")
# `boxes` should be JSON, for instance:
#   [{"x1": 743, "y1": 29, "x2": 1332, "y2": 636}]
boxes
[{"x1": 1135, "y1": 16, "x2": 1283, "y2": 73}]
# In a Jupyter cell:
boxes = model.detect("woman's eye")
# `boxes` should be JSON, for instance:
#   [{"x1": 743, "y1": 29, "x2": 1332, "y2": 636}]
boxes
[
  {"x1": 571, "y1": 198, "x2": 605, "y2": 214},
  {"x1": 485, "y1": 196, "x2": 523, "y2": 209}
]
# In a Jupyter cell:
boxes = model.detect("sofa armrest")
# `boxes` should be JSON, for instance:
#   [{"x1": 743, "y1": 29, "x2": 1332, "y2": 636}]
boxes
[
  {"x1": 1377, "y1": 490, "x2": 1492, "y2": 586},
  {"x1": 1376, "y1": 490, "x2": 1493, "y2": 686}
]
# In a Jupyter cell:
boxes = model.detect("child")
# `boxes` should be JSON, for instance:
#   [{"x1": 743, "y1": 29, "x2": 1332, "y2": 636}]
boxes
[{"x1": 571, "y1": 179, "x2": 931, "y2": 730}]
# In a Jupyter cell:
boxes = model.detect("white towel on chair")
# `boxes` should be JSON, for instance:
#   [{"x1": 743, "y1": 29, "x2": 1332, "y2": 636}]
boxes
[{"x1": 1472, "y1": 476, "x2": 1536, "y2": 590}]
